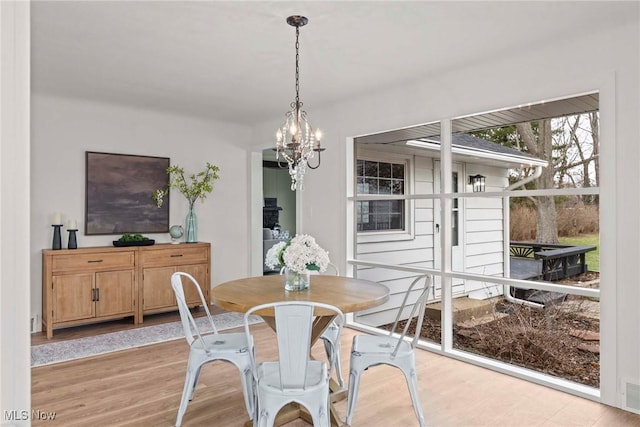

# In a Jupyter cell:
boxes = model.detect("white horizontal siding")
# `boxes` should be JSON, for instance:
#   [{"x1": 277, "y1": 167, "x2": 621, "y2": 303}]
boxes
[
  {"x1": 415, "y1": 208, "x2": 433, "y2": 222},
  {"x1": 467, "y1": 219, "x2": 503, "y2": 232},
  {"x1": 415, "y1": 221, "x2": 434, "y2": 236},
  {"x1": 466, "y1": 208, "x2": 503, "y2": 220},
  {"x1": 357, "y1": 247, "x2": 434, "y2": 264},
  {"x1": 356, "y1": 267, "x2": 424, "y2": 282},
  {"x1": 466, "y1": 197, "x2": 503, "y2": 209},
  {"x1": 466, "y1": 263, "x2": 504, "y2": 276},
  {"x1": 466, "y1": 253, "x2": 504, "y2": 269},
  {"x1": 466, "y1": 241, "x2": 503, "y2": 255},
  {"x1": 466, "y1": 230, "x2": 503, "y2": 244},
  {"x1": 358, "y1": 235, "x2": 433, "y2": 254}
]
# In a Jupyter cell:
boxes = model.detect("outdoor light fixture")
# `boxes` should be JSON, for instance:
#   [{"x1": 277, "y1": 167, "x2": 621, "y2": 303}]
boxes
[
  {"x1": 469, "y1": 174, "x2": 486, "y2": 192},
  {"x1": 275, "y1": 15, "x2": 325, "y2": 191}
]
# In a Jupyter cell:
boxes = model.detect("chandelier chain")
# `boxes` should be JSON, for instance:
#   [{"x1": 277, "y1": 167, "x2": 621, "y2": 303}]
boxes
[{"x1": 295, "y1": 25, "x2": 300, "y2": 111}]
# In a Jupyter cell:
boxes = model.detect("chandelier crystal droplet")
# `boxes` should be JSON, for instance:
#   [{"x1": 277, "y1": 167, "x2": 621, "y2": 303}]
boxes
[{"x1": 274, "y1": 15, "x2": 325, "y2": 191}]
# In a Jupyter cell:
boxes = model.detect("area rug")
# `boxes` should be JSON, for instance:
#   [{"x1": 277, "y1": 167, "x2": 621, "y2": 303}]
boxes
[{"x1": 31, "y1": 312, "x2": 262, "y2": 368}]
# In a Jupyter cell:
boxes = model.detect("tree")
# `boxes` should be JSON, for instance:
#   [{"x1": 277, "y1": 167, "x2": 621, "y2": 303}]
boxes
[
  {"x1": 516, "y1": 120, "x2": 558, "y2": 243},
  {"x1": 471, "y1": 113, "x2": 600, "y2": 243}
]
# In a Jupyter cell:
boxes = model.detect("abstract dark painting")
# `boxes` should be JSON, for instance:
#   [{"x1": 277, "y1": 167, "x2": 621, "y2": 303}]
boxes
[{"x1": 85, "y1": 152, "x2": 169, "y2": 235}]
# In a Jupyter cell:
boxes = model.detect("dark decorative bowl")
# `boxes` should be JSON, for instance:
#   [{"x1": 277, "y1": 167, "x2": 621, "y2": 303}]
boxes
[{"x1": 112, "y1": 239, "x2": 155, "y2": 247}]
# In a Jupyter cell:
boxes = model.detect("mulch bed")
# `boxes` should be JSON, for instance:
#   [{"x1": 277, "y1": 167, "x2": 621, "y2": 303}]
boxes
[{"x1": 382, "y1": 298, "x2": 600, "y2": 388}]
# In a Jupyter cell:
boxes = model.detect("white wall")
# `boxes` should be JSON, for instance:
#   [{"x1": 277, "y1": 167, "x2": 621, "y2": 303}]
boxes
[
  {"x1": 31, "y1": 94, "x2": 252, "y2": 329},
  {"x1": 1, "y1": 1, "x2": 31, "y2": 422},
  {"x1": 251, "y1": 18, "x2": 639, "y2": 409}
]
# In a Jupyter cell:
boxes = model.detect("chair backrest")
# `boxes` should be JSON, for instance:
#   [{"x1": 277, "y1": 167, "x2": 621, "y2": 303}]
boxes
[
  {"x1": 388, "y1": 275, "x2": 433, "y2": 358},
  {"x1": 171, "y1": 272, "x2": 218, "y2": 347},
  {"x1": 244, "y1": 301, "x2": 344, "y2": 390}
]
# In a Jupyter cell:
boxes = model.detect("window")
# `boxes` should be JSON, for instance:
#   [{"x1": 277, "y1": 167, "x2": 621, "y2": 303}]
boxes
[
  {"x1": 356, "y1": 159, "x2": 406, "y2": 232},
  {"x1": 452, "y1": 172, "x2": 459, "y2": 246}
]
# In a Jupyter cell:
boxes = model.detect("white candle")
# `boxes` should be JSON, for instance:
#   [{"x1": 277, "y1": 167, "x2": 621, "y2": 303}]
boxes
[
  {"x1": 67, "y1": 219, "x2": 77, "y2": 229},
  {"x1": 52, "y1": 212, "x2": 62, "y2": 225}
]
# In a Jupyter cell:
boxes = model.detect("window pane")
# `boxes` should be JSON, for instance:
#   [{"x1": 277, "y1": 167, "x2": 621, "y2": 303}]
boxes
[
  {"x1": 390, "y1": 200, "x2": 403, "y2": 214},
  {"x1": 390, "y1": 213, "x2": 403, "y2": 229},
  {"x1": 379, "y1": 162, "x2": 391, "y2": 178},
  {"x1": 392, "y1": 179, "x2": 404, "y2": 195},
  {"x1": 379, "y1": 179, "x2": 391, "y2": 194},
  {"x1": 452, "y1": 211, "x2": 458, "y2": 246},
  {"x1": 357, "y1": 159, "x2": 364, "y2": 177},
  {"x1": 372, "y1": 200, "x2": 390, "y2": 214},
  {"x1": 356, "y1": 177, "x2": 365, "y2": 194},
  {"x1": 364, "y1": 161, "x2": 378, "y2": 178},
  {"x1": 364, "y1": 178, "x2": 378, "y2": 194},
  {"x1": 392, "y1": 164, "x2": 404, "y2": 180}
]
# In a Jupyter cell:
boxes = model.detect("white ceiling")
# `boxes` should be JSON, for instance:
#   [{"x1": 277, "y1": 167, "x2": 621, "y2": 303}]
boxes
[{"x1": 31, "y1": 1, "x2": 630, "y2": 125}]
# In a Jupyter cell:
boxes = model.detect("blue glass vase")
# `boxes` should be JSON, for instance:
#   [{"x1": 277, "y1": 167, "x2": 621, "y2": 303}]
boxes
[{"x1": 185, "y1": 203, "x2": 198, "y2": 243}]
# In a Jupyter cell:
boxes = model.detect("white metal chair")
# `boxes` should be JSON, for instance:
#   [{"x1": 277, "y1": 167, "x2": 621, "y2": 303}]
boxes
[
  {"x1": 279, "y1": 263, "x2": 345, "y2": 388},
  {"x1": 244, "y1": 301, "x2": 345, "y2": 427},
  {"x1": 346, "y1": 275, "x2": 432, "y2": 427},
  {"x1": 171, "y1": 272, "x2": 254, "y2": 427},
  {"x1": 316, "y1": 263, "x2": 346, "y2": 389}
]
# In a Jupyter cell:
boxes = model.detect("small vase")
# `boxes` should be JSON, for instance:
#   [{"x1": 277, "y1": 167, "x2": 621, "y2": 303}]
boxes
[
  {"x1": 185, "y1": 203, "x2": 198, "y2": 243},
  {"x1": 284, "y1": 267, "x2": 310, "y2": 291}
]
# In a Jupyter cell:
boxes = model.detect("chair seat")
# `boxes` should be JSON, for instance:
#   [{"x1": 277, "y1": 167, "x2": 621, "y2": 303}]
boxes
[
  {"x1": 352, "y1": 334, "x2": 413, "y2": 357},
  {"x1": 257, "y1": 360, "x2": 327, "y2": 393},
  {"x1": 191, "y1": 332, "x2": 251, "y2": 353}
]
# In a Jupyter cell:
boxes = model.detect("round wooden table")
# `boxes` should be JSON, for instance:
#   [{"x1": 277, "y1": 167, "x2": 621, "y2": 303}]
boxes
[{"x1": 211, "y1": 274, "x2": 389, "y2": 427}]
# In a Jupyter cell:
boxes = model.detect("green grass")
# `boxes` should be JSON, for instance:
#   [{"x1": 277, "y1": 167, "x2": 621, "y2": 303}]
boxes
[{"x1": 559, "y1": 233, "x2": 599, "y2": 272}]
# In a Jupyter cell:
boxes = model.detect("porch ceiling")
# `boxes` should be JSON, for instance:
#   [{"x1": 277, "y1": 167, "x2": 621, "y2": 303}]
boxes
[{"x1": 354, "y1": 92, "x2": 599, "y2": 145}]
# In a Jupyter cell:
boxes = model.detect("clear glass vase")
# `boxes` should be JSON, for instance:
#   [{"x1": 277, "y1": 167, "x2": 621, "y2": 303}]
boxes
[
  {"x1": 284, "y1": 267, "x2": 310, "y2": 291},
  {"x1": 185, "y1": 203, "x2": 198, "y2": 243}
]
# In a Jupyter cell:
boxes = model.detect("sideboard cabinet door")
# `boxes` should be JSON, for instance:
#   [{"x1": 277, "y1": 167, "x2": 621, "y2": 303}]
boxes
[
  {"x1": 52, "y1": 273, "x2": 95, "y2": 323},
  {"x1": 96, "y1": 270, "x2": 135, "y2": 317}
]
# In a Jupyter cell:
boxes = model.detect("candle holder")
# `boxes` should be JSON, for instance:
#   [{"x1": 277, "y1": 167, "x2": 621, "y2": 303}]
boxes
[
  {"x1": 67, "y1": 229, "x2": 78, "y2": 250},
  {"x1": 52, "y1": 224, "x2": 63, "y2": 250}
]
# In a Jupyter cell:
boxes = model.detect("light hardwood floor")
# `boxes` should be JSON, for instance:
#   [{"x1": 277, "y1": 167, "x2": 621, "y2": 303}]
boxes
[{"x1": 32, "y1": 319, "x2": 640, "y2": 426}]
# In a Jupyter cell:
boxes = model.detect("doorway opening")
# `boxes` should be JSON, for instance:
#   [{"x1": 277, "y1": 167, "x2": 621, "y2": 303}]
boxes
[{"x1": 262, "y1": 149, "x2": 296, "y2": 275}]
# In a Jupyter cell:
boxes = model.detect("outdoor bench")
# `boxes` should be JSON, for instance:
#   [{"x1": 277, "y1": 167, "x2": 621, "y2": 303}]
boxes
[{"x1": 509, "y1": 241, "x2": 596, "y2": 281}]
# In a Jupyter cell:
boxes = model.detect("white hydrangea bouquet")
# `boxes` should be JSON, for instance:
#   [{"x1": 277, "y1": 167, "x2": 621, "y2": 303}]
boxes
[{"x1": 265, "y1": 234, "x2": 330, "y2": 274}]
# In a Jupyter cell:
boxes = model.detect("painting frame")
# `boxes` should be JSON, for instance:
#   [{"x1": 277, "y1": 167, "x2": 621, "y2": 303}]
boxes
[{"x1": 85, "y1": 151, "x2": 170, "y2": 235}]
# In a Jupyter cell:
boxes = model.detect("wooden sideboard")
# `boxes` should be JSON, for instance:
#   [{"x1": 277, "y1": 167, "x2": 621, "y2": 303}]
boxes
[{"x1": 42, "y1": 242, "x2": 210, "y2": 338}]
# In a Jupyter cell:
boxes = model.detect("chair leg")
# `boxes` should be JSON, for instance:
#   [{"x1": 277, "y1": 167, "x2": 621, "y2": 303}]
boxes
[
  {"x1": 310, "y1": 401, "x2": 329, "y2": 427},
  {"x1": 323, "y1": 338, "x2": 345, "y2": 388},
  {"x1": 334, "y1": 340, "x2": 345, "y2": 388},
  {"x1": 239, "y1": 367, "x2": 254, "y2": 420},
  {"x1": 189, "y1": 366, "x2": 202, "y2": 401},
  {"x1": 402, "y1": 366, "x2": 426, "y2": 427},
  {"x1": 176, "y1": 369, "x2": 196, "y2": 427},
  {"x1": 346, "y1": 367, "x2": 363, "y2": 426}
]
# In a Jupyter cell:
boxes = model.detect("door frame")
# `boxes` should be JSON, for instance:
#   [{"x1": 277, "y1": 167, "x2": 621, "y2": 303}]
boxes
[{"x1": 434, "y1": 161, "x2": 465, "y2": 295}]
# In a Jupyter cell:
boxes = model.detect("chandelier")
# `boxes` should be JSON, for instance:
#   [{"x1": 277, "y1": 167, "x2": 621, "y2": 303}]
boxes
[{"x1": 275, "y1": 15, "x2": 325, "y2": 191}]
